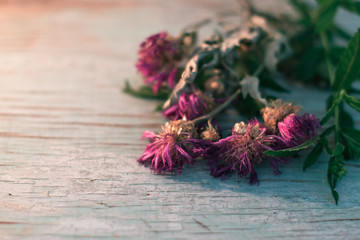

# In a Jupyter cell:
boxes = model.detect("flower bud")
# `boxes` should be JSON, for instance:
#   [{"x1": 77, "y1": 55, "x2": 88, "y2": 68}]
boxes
[
  {"x1": 201, "y1": 126, "x2": 220, "y2": 142},
  {"x1": 261, "y1": 99, "x2": 301, "y2": 132}
]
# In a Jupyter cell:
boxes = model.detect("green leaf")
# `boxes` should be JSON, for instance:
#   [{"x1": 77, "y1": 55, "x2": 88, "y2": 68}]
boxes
[
  {"x1": 327, "y1": 144, "x2": 347, "y2": 205},
  {"x1": 316, "y1": 0, "x2": 335, "y2": 5},
  {"x1": 322, "y1": 125, "x2": 336, "y2": 136},
  {"x1": 331, "y1": 143, "x2": 345, "y2": 157},
  {"x1": 320, "y1": 90, "x2": 345, "y2": 125},
  {"x1": 264, "y1": 136, "x2": 320, "y2": 157},
  {"x1": 328, "y1": 95, "x2": 355, "y2": 128},
  {"x1": 259, "y1": 72, "x2": 289, "y2": 92},
  {"x1": 331, "y1": 24, "x2": 352, "y2": 40},
  {"x1": 323, "y1": 138, "x2": 333, "y2": 155},
  {"x1": 340, "y1": 0, "x2": 360, "y2": 15},
  {"x1": 333, "y1": 29, "x2": 360, "y2": 90},
  {"x1": 341, "y1": 127, "x2": 360, "y2": 146},
  {"x1": 303, "y1": 139, "x2": 325, "y2": 171},
  {"x1": 295, "y1": 48, "x2": 324, "y2": 82},
  {"x1": 123, "y1": 81, "x2": 170, "y2": 100},
  {"x1": 315, "y1": 1, "x2": 339, "y2": 33},
  {"x1": 343, "y1": 93, "x2": 360, "y2": 112},
  {"x1": 339, "y1": 102, "x2": 354, "y2": 128},
  {"x1": 265, "y1": 126, "x2": 334, "y2": 158},
  {"x1": 341, "y1": 127, "x2": 360, "y2": 159},
  {"x1": 329, "y1": 47, "x2": 346, "y2": 63},
  {"x1": 235, "y1": 95, "x2": 262, "y2": 118},
  {"x1": 342, "y1": 136, "x2": 360, "y2": 159},
  {"x1": 346, "y1": 140, "x2": 360, "y2": 158},
  {"x1": 330, "y1": 189, "x2": 339, "y2": 205}
]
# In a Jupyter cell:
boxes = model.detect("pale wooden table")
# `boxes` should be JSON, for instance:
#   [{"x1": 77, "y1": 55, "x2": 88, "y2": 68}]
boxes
[{"x1": 0, "y1": 1, "x2": 359, "y2": 239}]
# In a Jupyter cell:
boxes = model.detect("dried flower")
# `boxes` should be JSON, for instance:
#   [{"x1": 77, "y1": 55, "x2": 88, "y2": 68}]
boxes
[
  {"x1": 201, "y1": 124, "x2": 221, "y2": 142},
  {"x1": 136, "y1": 32, "x2": 181, "y2": 94},
  {"x1": 232, "y1": 122, "x2": 247, "y2": 135},
  {"x1": 162, "y1": 92, "x2": 216, "y2": 120},
  {"x1": 261, "y1": 99, "x2": 301, "y2": 133},
  {"x1": 138, "y1": 120, "x2": 205, "y2": 174},
  {"x1": 278, "y1": 113, "x2": 322, "y2": 147},
  {"x1": 208, "y1": 119, "x2": 284, "y2": 184},
  {"x1": 205, "y1": 73, "x2": 225, "y2": 96}
]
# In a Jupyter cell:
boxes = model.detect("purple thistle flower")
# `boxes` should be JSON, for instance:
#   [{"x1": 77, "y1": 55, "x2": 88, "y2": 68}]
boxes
[
  {"x1": 162, "y1": 92, "x2": 216, "y2": 120},
  {"x1": 138, "y1": 120, "x2": 207, "y2": 174},
  {"x1": 208, "y1": 119, "x2": 286, "y2": 185},
  {"x1": 278, "y1": 113, "x2": 321, "y2": 147},
  {"x1": 136, "y1": 32, "x2": 181, "y2": 94},
  {"x1": 261, "y1": 99, "x2": 301, "y2": 133}
]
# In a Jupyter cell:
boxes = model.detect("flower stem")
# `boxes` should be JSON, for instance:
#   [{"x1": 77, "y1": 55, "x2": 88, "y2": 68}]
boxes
[
  {"x1": 320, "y1": 32, "x2": 335, "y2": 86},
  {"x1": 191, "y1": 64, "x2": 264, "y2": 125},
  {"x1": 192, "y1": 89, "x2": 241, "y2": 124},
  {"x1": 252, "y1": 64, "x2": 264, "y2": 77},
  {"x1": 320, "y1": 31, "x2": 340, "y2": 143},
  {"x1": 334, "y1": 105, "x2": 340, "y2": 142}
]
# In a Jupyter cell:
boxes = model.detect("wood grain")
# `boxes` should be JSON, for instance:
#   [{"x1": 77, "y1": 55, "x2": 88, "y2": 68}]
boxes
[{"x1": 0, "y1": 0, "x2": 359, "y2": 239}]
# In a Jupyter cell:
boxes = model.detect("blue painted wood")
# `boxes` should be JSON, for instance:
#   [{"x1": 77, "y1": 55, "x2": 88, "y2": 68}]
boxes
[{"x1": 0, "y1": 0, "x2": 359, "y2": 239}]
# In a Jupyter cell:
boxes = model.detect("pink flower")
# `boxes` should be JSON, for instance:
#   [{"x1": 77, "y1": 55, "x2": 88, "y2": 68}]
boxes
[
  {"x1": 208, "y1": 120, "x2": 287, "y2": 184},
  {"x1": 261, "y1": 99, "x2": 301, "y2": 133},
  {"x1": 162, "y1": 92, "x2": 216, "y2": 120},
  {"x1": 278, "y1": 113, "x2": 321, "y2": 147},
  {"x1": 136, "y1": 32, "x2": 181, "y2": 94},
  {"x1": 138, "y1": 120, "x2": 206, "y2": 174}
]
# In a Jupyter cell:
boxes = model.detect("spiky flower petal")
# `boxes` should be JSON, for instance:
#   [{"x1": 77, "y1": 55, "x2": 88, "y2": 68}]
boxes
[
  {"x1": 138, "y1": 120, "x2": 205, "y2": 174},
  {"x1": 278, "y1": 113, "x2": 321, "y2": 147},
  {"x1": 162, "y1": 92, "x2": 216, "y2": 120},
  {"x1": 208, "y1": 119, "x2": 285, "y2": 184}
]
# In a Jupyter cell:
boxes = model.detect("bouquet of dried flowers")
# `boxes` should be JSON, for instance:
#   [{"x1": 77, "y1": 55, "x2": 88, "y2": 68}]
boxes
[{"x1": 125, "y1": 0, "x2": 360, "y2": 204}]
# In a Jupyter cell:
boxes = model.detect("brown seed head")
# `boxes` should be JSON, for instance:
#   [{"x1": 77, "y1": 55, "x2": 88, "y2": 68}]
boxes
[
  {"x1": 233, "y1": 122, "x2": 247, "y2": 135},
  {"x1": 160, "y1": 120, "x2": 197, "y2": 140},
  {"x1": 201, "y1": 126, "x2": 220, "y2": 142}
]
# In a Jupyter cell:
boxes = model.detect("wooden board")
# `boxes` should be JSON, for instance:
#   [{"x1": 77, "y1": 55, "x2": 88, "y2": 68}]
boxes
[{"x1": 0, "y1": 0, "x2": 359, "y2": 239}]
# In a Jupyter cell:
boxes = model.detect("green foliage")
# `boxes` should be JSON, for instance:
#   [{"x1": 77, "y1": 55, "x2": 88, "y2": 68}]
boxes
[
  {"x1": 303, "y1": 139, "x2": 325, "y2": 171},
  {"x1": 340, "y1": 127, "x2": 360, "y2": 159},
  {"x1": 234, "y1": 95, "x2": 263, "y2": 118},
  {"x1": 259, "y1": 72, "x2": 289, "y2": 92},
  {"x1": 265, "y1": 125, "x2": 334, "y2": 158},
  {"x1": 326, "y1": 94, "x2": 355, "y2": 128},
  {"x1": 341, "y1": 127, "x2": 360, "y2": 146},
  {"x1": 327, "y1": 143, "x2": 347, "y2": 205},
  {"x1": 333, "y1": 29, "x2": 360, "y2": 90},
  {"x1": 315, "y1": 28, "x2": 360, "y2": 204},
  {"x1": 295, "y1": 48, "x2": 324, "y2": 82},
  {"x1": 285, "y1": 0, "x2": 359, "y2": 88},
  {"x1": 343, "y1": 93, "x2": 360, "y2": 113},
  {"x1": 339, "y1": 103, "x2": 355, "y2": 128},
  {"x1": 340, "y1": 0, "x2": 360, "y2": 15},
  {"x1": 340, "y1": 137, "x2": 360, "y2": 160},
  {"x1": 320, "y1": 90, "x2": 345, "y2": 124},
  {"x1": 329, "y1": 47, "x2": 346, "y2": 63},
  {"x1": 264, "y1": 136, "x2": 320, "y2": 157},
  {"x1": 123, "y1": 81, "x2": 171, "y2": 100},
  {"x1": 315, "y1": 1, "x2": 339, "y2": 33}
]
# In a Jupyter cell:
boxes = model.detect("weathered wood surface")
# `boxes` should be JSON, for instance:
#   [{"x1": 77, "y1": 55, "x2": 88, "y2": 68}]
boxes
[{"x1": 0, "y1": 0, "x2": 359, "y2": 239}]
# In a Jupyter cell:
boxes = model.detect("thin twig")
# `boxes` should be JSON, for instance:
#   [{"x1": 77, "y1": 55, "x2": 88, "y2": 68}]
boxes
[{"x1": 192, "y1": 89, "x2": 241, "y2": 124}]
